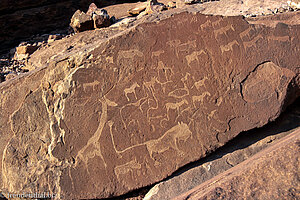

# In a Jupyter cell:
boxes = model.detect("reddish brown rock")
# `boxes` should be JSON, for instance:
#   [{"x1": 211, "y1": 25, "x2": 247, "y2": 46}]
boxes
[
  {"x1": 86, "y1": 2, "x2": 99, "y2": 15},
  {"x1": 14, "y1": 44, "x2": 40, "y2": 60},
  {"x1": 16, "y1": 45, "x2": 38, "y2": 55},
  {"x1": 70, "y1": 3, "x2": 111, "y2": 32},
  {"x1": 47, "y1": 34, "x2": 63, "y2": 43},
  {"x1": 144, "y1": 102, "x2": 300, "y2": 200},
  {"x1": 167, "y1": 1, "x2": 176, "y2": 9},
  {"x1": 128, "y1": 2, "x2": 147, "y2": 16},
  {"x1": 70, "y1": 10, "x2": 94, "y2": 33},
  {"x1": 174, "y1": 128, "x2": 300, "y2": 200},
  {"x1": 145, "y1": 0, "x2": 167, "y2": 14},
  {"x1": 92, "y1": 9, "x2": 111, "y2": 28},
  {"x1": 0, "y1": 10, "x2": 300, "y2": 200}
]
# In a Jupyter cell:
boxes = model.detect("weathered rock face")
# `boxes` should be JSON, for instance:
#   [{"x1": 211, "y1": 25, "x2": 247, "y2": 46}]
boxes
[
  {"x1": 70, "y1": 10, "x2": 94, "y2": 33},
  {"x1": 144, "y1": 101, "x2": 300, "y2": 200},
  {"x1": 174, "y1": 128, "x2": 300, "y2": 200},
  {"x1": 1, "y1": 11, "x2": 300, "y2": 199}
]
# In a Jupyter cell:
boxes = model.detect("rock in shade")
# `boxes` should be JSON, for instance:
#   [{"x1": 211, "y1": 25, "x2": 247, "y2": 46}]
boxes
[
  {"x1": 14, "y1": 44, "x2": 39, "y2": 60},
  {"x1": 92, "y1": 9, "x2": 111, "y2": 28},
  {"x1": 174, "y1": 129, "x2": 300, "y2": 200},
  {"x1": 144, "y1": 105, "x2": 300, "y2": 200},
  {"x1": 70, "y1": 10, "x2": 93, "y2": 33}
]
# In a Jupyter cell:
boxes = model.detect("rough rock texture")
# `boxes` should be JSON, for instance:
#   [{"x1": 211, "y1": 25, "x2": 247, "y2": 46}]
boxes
[
  {"x1": 128, "y1": 2, "x2": 148, "y2": 16},
  {"x1": 144, "y1": 101, "x2": 300, "y2": 200},
  {"x1": 0, "y1": 0, "x2": 141, "y2": 53},
  {"x1": 1, "y1": 10, "x2": 300, "y2": 200},
  {"x1": 70, "y1": 5, "x2": 112, "y2": 33},
  {"x1": 145, "y1": 0, "x2": 167, "y2": 15},
  {"x1": 288, "y1": 0, "x2": 300, "y2": 10},
  {"x1": 92, "y1": 9, "x2": 112, "y2": 28},
  {"x1": 174, "y1": 128, "x2": 300, "y2": 200},
  {"x1": 197, "y1": 0, "x2": 290, "y2": 16},
  {"x1": 70, "y1": 10, "x2": 94, "y2": 33}
]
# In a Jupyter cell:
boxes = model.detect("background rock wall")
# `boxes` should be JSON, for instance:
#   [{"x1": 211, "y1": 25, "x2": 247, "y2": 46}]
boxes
[{"x1": 0, "y1": 0, "x2": 143, "y2": 54}]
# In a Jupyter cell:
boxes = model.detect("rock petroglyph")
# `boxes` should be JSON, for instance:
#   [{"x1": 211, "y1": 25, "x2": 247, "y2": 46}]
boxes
[{"x1": 0, "y1": 11, "x2": 299, "y2": 199}]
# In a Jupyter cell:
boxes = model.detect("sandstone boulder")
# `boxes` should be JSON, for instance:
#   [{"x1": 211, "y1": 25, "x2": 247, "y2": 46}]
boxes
[
  {"x1": 87, "y1": 3, "x2": 112, "y2": 28},
  {"x1": 70, "y1": 4, "x2": 111, "y2": 32},
  {"x1": 86, "y1": 2, "x2": 99, "y2": 15},
  {"x1": 92, "y1": 9, "x2": 111, "y2": 28},
  {"x1": 128, "y1": 2, "x2": 148, "y2": 16},
  {"x1": 0, "y1": 10, "x2": 300, "y2": 200},
  {"x1": 176, "y1": 0, "x2": 198, "y2": 8},
  {"x1": 288, "y1": 0, "x2": 300, "y2": 10},
  {"x1": 14, "y1": 44, "x2": 39, "y2": 60},
  {"x1": 167, "y1": 1, "x2": 176, "y2": 9},
  {"x1": 145, "y1": 0, "x2": 167, "y2": 14},
  {"x1": 70, "y1": 10, "x2": 94, "y2": 33},
  {"x1": 16, "y1": 45, "x2": 38, "y2": 55},
  {"x1": 47, "y1": 34, "x2": 63, "y2": 43},
  {"x1": 174, "y1": 128, "x2": 300, "y2": 200}
]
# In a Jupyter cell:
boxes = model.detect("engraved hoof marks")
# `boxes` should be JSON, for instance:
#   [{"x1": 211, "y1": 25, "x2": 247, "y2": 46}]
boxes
[{"x1": 241, "y1": 62, "x2": 294, "y2": 103}]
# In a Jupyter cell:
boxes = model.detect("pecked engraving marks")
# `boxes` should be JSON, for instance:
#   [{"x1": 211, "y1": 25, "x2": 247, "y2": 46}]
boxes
[
  {"x1": 109, "y1": 121, "x2": 192, "y2": 158},
  {"x1": 114, "y1": 159, "x2": 142, "y2": 181},
  {"x1": 112, "y1": 122, "x2": 193, "y2": 179},
  {"x1": 241, "y1": 62, "x2": 294, "y2": 103},
  {"x1": 124, "y1": 82, "x2": 140, "y2": 101},
  {"x1": 75, "y1": 97, "x2": 118, "y2": 169}
]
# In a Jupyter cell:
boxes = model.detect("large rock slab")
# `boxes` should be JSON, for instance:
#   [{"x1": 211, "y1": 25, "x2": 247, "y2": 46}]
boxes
[
  {"x1": 144, "y1": 101, "x2": 300, "y2": 200},
  {"x1": 1, "y1": 10, "x2": 300, "y2": 199},
  {"x1": 174, "y1": 128, "x2": 300, "y2": 200}
]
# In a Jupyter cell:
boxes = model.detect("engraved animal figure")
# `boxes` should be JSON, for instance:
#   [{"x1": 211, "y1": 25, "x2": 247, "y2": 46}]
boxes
[
  {"x1": 108, "y1": 121, "x2": 192, "y2": 161},
  {"x1": 192, "y1": 91, "x2": 211, "y2": 107},
  {"x1": 214, "y1": 24, "x2": 235, "y2": 38},
  {"x1": 165, "y1": 99, "x2": 189, "y2": 114},
  {"x1": 146, "y1": 122, "x2": 192, "y2": 159},
  {"x1": 186, "y1": 50, "x2": 207, "y2": 66},
  {"x1": 114, "y1": 159, "x2": 142, "y2": 180},
  {"x1": 220, "y1": 40, "x2": 239, "y2": 54},
  {"x1": 194, "y1": 77, "x2": 208, "y2": 90},
  {"x1": 124, "y1": 82, "x2": 140, "y2": 101},
  {"x1": 75, "y1": 97, "x2": 117, "y2": 169}
]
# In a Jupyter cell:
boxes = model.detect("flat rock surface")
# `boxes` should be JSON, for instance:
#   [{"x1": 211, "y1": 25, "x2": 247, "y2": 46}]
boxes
[
  {"x1": 1, "y1": 6, "x2": 300, "y2": 200},
  {"x1": 104, "y1": 0, "x2": 290, "y2": 19},
  {"x1": 198, "y1": 0, "x2": 288, "y2": 16},
  {"x1": 144, "y1": 100, "x2": 300, "y2": 200},
  {"x1": 174, "y1": 128, "x2": 300, "y2": 200}
]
